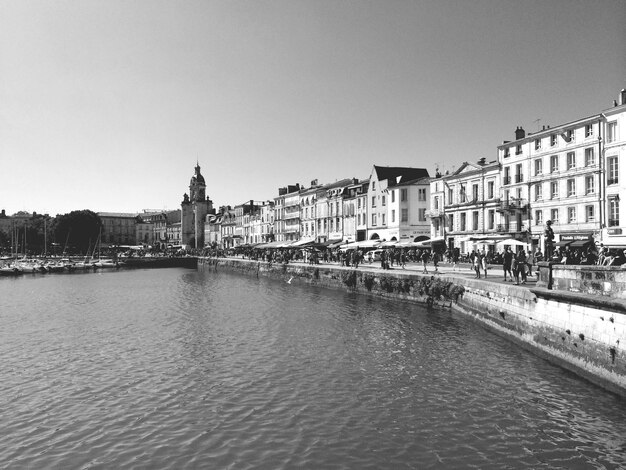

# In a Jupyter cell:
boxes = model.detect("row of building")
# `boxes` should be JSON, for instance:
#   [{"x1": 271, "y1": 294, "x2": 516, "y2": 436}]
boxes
[{"x1": 2, "y1": 88, "x2": 625, "y2": 254}]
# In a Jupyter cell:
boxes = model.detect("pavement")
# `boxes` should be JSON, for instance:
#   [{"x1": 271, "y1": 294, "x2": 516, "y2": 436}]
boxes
[{"x1": 234, "y1": 256, "x2": 539, "y2": 288}]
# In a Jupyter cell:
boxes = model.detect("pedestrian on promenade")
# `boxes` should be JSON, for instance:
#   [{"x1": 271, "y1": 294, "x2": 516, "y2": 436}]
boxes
[
  {"x1": 517, "y1": 249, "x2": 528, "y2": 284},
  {"x1": 421, "y1": 250, "x2": 429, "y2": 274},
  {"x1": 452, "y1": 247, "x2": 460, "y2": 271},
  {"x1": 481, "y1": 249, "x2": 488, "y2": 278},
  {"x1": 433, "y1": 250, "x2": 440, "y2": 273},
  {"x1": 474, "y1": 251, "x2": 481, "y2": 278},
  {"x1": 503, "y1": 246, "x2": 514, "y2": 282},
  {"x1": 544, "y1": 220, "x2": 555, "y2": 260}
]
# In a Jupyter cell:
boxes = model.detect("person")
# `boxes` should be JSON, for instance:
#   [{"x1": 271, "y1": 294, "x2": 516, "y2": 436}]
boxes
[
  {"x1": 481, "y1": 249, "x2": 488, "y2": 278},
  {"x1": 432, "y1": 250, "x2": 440, "y2": 273},
  {"x1": 421, "y1": 249, "x2": 429, "y2": 274},
  {"x1": 452, "y1": 247, "x2": 460, "y2": 272},
  {"x1": 474, "y1": 251, "x2": 482, "y2": 279},
  {"x1": 517, "y1": 249, "x2": 528, "y2": 284},
  {"x1": 544, "y1": 220, "x2": 555, "y2": 260},
  {"x1": 526, "y1": 249, "x2": 535, "y2": 277},
  {"x1": 503, "y1": 246, "x2": 514, "y2": 282},
  {"x1": 597, "y1": 244, "x2": 607, "y2": 265}
]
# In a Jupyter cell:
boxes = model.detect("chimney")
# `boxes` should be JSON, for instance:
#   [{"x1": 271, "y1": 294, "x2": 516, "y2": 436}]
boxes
[
  {"x1": 477, "y1": 157, "x2": 486, "y2": 165},
  {"x1": 515, "y1": 126, "x2": 526, "y2": 140},
  {"x1": 620, "y1": 89, "x2": 626, "y2": 106}
]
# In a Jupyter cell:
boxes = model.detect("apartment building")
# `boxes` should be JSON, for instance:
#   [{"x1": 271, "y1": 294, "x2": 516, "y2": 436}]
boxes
[{"x1": 429, "y1": 159, "x2": 500, "y2": 253}]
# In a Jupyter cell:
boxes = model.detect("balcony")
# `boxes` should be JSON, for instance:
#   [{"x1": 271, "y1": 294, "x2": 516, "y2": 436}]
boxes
[
  {"x1": 496, "y1": 222, "x2": 526, "y2": 233},
  {"x1": 503, "y1": 176, "x2": 511, "y2": 185},
  {"x1": 427, "y1": 208, "x2": 444, "y2": 218},
  {"x1": 608, "y1": 178, "x2": 619, "y2": 185},
  {"x1": 497, "y1": 198, "x2": 528, "y2": 213},
  {"x1": 609, "y1": 218, "x2": 620, "y2": 227},
  {"x1": 515, "y1": 174, "x2": 524, "y2": 183}
]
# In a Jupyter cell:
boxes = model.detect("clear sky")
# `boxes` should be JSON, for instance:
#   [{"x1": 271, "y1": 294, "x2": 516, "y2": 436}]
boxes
[{"x1": 1, "y1": 0, "x2": 624, "y2": 216}]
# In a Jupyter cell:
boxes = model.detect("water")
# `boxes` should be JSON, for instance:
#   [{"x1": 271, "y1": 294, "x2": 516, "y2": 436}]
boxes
[{"x1": 1, "y1": 268, "x2": 625, "y2": 469}]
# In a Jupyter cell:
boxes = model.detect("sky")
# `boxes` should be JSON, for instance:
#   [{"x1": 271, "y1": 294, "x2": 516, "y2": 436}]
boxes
[{"x1": 1, "y1": 0, "x2": 625, "y2": 216}]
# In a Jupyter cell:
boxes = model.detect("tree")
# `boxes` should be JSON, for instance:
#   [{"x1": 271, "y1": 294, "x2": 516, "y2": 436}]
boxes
[{"x1": 53, "y1": 210, "x2": 102, "y2": 255}]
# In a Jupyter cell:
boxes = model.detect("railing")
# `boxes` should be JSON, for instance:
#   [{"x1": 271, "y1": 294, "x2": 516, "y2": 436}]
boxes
[
  {"x1": 497, "y1": 198, "x2": 528, "y2": 212},
  {"x1": 515, "y1": 174, "x2": 524, "y2": 183},
  {"x1": 503, "y1": 176, "x2": 511, "y2": 185},
  {"x1": 608, "y1": 178, "x2": 619, "y2": 185},
  {"x1": 426, "y1": 208, "x2": 444, "y2": 218},
  {"x1": 496, "y1": 222, "x2": 526, "y2": 233},
  {"x1": 608, "y1": 218, "x2": 620, "y2": 227}
]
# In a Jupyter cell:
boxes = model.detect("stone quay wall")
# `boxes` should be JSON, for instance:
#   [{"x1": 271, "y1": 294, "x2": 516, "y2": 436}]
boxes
[
  {"x1": 198, "y1": 257, "x2": 626, "y2": 397},
  {"x1": 537, "y1": 261, "x2": 626, "y2": 299}
]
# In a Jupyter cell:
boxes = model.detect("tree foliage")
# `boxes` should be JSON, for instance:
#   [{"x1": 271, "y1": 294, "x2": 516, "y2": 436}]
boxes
[{"x1": 53, "y1": 210, "x2": 102, "y2": 254}]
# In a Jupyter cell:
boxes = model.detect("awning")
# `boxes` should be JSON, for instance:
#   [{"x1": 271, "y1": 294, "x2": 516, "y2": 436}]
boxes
[
  {"x1": 555, "y1": 240, "x2": 573, "y2": 247},
  {"x1": 496, "y1": 238, "x2": 530, "y2": 247},
  {"x1": 291, "y1": 238, "x2": 315, "y2": 247},
  {"x1": 569, "y1": 239, "x2": 594, "y2": 248}
]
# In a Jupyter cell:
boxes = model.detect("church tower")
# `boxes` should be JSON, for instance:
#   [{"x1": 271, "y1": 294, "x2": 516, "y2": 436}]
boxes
[{"x1": 181, "y1": 162, "x2": 214, "y2": 249}]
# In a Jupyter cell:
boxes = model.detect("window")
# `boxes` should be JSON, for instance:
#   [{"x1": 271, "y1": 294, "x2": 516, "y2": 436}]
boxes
[
  {"x1": 488, "y1": 210, "x2": 495, "y2": 230},
  {"x1": 608, "y1": 156, "x2": 619, "y2": 185},
  {"x1": 515, "y1": 164, "x2": 523, "y2": 183},
  {"x1": 487, "y1": 181, "x2": 494, "y2": 199},
  {"x1": 460, "y1": 185, "x2": 467, "y2": 202},
  {"x1": 567, "y1": 207, "x2": 576, "y2": 223},
  {"x1": 516, "y1": 144, "x2": 522, "y2": 155},
  {"x1": 448, "y1": 214, "x2": 454, "y2": 232},
  {"x1": 357, "y1": 214, "x2": 361, "y2": 225},
  {"x1": 535, "y1": 139, "x2": 541, "y2": 150},
  {"x1": 371, "y1": 196, "x2": 376, "y2": 207},
  {"x1": 504, "y1": 167, "x2": 511, "y2": 185},
  {"x1": 391, "y1": 210, "x2": 395, "y2": 223},
  {"x1": 417, "y1": 188, "x2": 426, "y2": 201},
  {"x1": 460, "y1": 213, "x2": 466, "y2": 231},
  {"x1": 534, "y1": 183, "x2": 543, "y2": 201},
  {"x1": 567, "y1": 152, "x2": 576, "y2": 170},
  {"x1": 566, "y1": 129, "x2": 575, "y2": 142},
  {"x1": 551, "y1": 208, "x2": 559, "y2": 224},
  {"x1": 534, "y1": 159, "x2": 543, "y2": 176},
  {"x1": 381, "y1": 213, "x2": 386, "y2": 225},
  {"x1": 472, "y1": 211, "x2": 479, "y2": 230},
  {"x1": 418, "y1": 208, "x2": 426, "y2": 221},
  {"x1": 504, "y1": 148, "x2": 511, "y2": 158},
  {"x1": 372, "y1": 214, "x2": 377, "y2": 226},
  {"x1": 535, "y1": 210, "x2": 543, "y2": 226},
  {"x1": 381, "y1": 195, "x2": 386, "y2": 207},
  {"x1": 567, "y1": 179, "x2": 576, "y2": 197},
  {"x1": 358, "y1": 198, "x2": 361, "y2": 209},
  {"x1": 550, "y1": 155, "x2": 559, "y2": 173},
  {"x1": 609, "y1": 198, "x2": 619, "y2": 227},
  {"x1": 447, "y1": 188, "x2": 453, "y2": 203},
  {"x1": 585, "y1": 148, "x2": 595, "y2": 166},
  {"x1": 585, "y1": 205, "x2": 595, "y2": 223},
  {"x1": 372, "y1": 181, "x2": 376, "y2": 190},
  {"x1": 607, "y1": 121, "x2": 618, "y2": 143},
  {"x1": 391, "y1": 190, "x2": 395, "y2": 203},
  {"x1": 585, "y1": 124, "x2": 593, "y2": 138},
  {"x1": 551, "y1": 134, "x2": 557, "y2": 146},
  {"x1": 401, "y1": 208, "x2": 408, "y2": 222},
  {"x1": 434, "y1": 196, "x2": 439, "y2": 210},
  {"x1": 551, "y1": 181, "x2": 558, "y2": 199},
  {"x1": 585, "y1": 176, "x2": 595, "y2": 195},
  {"x1": 472, "y1": 184, "x2": 479, "y2": 202}
]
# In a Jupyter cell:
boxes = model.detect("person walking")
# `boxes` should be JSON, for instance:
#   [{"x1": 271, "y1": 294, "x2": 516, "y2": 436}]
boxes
[
  {"x1": 503, "y1": 246, "x2": 514, "y2": 282},
  {"x1": 421, "y1": 249, "x2": 429, "y2": 274}
]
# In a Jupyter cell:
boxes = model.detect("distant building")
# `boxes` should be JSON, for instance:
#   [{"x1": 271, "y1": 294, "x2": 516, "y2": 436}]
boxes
[
  {"x1": 98, "y1": 212, "x2": 139, "y2": 246},
  {"x1": 367, "y1": 165, "x2": 430, "y2": 241},
  {"x1": 181, "y1": 163, "x2": 215, "y2": 249}
]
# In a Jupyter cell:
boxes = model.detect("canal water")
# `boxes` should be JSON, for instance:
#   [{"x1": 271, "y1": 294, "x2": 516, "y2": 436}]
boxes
[{"x1": 1, "y1": 268, "x2": 625, "y2": 469}]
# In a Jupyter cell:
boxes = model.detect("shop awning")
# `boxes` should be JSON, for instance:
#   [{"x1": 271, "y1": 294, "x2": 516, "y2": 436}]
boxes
[
  {"x1": 555, "y1": 240, "x2": 573, "y2": 247},
  {"x1": 569, "y1": 239, "x2": 594, "y2": 249}
]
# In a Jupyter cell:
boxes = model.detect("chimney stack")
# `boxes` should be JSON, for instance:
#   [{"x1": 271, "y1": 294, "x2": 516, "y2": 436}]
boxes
[
  {"x1": 515, "y1": 126, "x2": 526, "y2": 140},
  {"x1": 620, "y1": 89, "x2": 626, "y2": 106}
]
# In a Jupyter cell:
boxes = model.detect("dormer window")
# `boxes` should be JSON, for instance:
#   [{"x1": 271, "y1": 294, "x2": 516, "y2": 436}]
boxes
[{"x1": 550, "y1": 134, "x2": 557, "y2": 146}]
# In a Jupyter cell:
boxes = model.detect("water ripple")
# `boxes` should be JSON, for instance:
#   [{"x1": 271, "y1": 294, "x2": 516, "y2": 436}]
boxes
[{"x1": 1, "y1": 269, "x2": 625, "y2": 469}]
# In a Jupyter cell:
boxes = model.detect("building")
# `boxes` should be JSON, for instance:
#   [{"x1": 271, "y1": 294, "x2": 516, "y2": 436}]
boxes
[
  {"x1": 181, "y1": 163, "x2": 215, "y2": 249},
  {"x1": 98, "y1": 212, "x2": 139, "y2": 246},
  {"x1": 601, "y1": 89, "x2": 626, "y2": 248},
  {"x1": 429, "y1": 159, "x2": 501, "y2": 253},
  {"x1": 367, "y1": 166, "x2": 430, "y2": 241}
]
